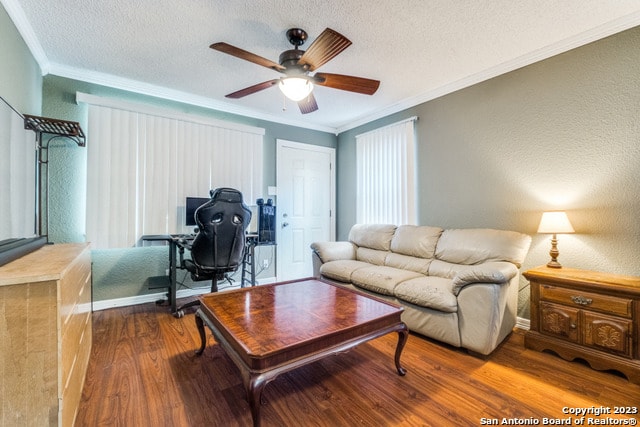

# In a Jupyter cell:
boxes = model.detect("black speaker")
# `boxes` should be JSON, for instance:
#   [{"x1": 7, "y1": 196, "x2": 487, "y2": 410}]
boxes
[{"x1": 258, "y1": 203, "x2": 276, "y2": 244}]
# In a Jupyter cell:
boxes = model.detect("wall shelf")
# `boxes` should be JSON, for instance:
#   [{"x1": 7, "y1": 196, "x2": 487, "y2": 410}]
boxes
[{"x1": 23, "y1": 114, "x2": 85, "y2": 146}]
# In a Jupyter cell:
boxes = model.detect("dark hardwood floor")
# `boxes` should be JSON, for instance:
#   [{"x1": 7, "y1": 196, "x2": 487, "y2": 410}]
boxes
[{"x1": 76, "y1": 300, "x2": 640, "y2": 426}]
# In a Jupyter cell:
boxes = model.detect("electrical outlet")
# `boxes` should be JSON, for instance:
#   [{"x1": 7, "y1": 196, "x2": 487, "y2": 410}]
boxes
[{"x1": 262, "y1": 259, "x2": 269, "y2": 268}]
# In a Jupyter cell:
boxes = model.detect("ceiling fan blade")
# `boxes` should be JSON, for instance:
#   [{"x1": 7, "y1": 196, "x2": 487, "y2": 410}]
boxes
[
  {"x1": 313, "y1": 73, "x2": 380, "y2": 95},
  {"x1": 225, "y1": 80, "x2": 279, "y2": 99},
  {"x1": 298, "y1": 28, "x2": 352, "y2": 71},
  {"x1": 298, "y1": 92, "x2": 318, "y2": 114},
  {"x1": 211, "y1": 42, "x2": 285, "y2": 72}
]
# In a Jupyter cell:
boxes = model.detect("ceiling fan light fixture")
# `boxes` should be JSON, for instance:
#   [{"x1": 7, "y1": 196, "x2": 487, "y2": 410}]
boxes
[{"x1": 279, "y1": 77, "x2": 314, "y2": 101}]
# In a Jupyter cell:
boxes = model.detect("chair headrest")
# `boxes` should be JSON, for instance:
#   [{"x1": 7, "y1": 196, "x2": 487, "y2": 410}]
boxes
[{"x1": 210, "y1": 187, "x2": 244, "y2": 203}]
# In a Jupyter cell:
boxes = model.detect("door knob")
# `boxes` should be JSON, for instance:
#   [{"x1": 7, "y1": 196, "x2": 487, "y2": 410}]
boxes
[{"x1": 282, "y1": 222, "x2": 289, "y2": 228}]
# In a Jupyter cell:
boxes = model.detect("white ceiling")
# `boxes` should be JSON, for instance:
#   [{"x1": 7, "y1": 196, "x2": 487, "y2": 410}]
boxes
[{"x1": 4, "y1": 0, "x2": 640, "y2": 133}]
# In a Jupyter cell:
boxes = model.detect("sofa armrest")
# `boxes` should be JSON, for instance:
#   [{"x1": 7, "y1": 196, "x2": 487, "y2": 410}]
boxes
[
  {"x1": 310, "y1": 241, "x2": 356, "y2": 263},
  {"x1": 452, "y1": 262, "x2": 518, "y2": 295}
]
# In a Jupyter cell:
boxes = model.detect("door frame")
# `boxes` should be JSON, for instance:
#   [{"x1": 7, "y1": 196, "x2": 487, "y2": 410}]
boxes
[{"x1": 276, "y1": 139, "x2": 336, "y2": 278}]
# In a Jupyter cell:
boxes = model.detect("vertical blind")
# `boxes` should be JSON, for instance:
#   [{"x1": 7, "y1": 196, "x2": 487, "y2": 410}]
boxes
[
  {"x1": 356, "y1": 117, "x2": 417, "y2": 225},
  {"x1": 83, "y1": 99, "x2": 264, "y2": 249}
]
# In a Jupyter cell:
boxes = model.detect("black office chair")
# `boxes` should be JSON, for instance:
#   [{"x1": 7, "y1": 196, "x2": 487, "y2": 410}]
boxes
[{"x1": 174, "y1": 187, "x2": 252, "y2": 317}]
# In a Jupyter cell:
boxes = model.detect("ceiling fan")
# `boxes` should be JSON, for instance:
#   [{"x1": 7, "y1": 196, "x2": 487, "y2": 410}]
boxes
[{"x1": 210, "y1": 28, "x2": 380, "y2": 114}]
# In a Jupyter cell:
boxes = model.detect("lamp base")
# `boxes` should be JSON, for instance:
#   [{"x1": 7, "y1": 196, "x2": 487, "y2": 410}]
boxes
[
  {"x1": 547, "y1": 234, "x2": 563, "y2": 268},
  {"x1": 546, "y1": 260, "x2": 562, "y2": 268}
]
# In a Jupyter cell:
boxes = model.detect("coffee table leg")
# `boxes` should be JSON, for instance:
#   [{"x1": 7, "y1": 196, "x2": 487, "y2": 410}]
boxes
[
  {"x1": 395, "y1": 324, "x2": 409, "y2": 376},
  {"x1": 194, "y1": 310, "x2": 207, "y2": 356},
  {"x1": 247, "y1": 374, "x2": 268, "y2": 427}
]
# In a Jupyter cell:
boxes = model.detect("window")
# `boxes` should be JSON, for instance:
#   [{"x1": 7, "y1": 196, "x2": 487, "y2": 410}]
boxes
[
  {"x1": 356, "y1": 117, "x2": 417, "y2": 225},
  {"x1": 79, "y1": 94, "x2": 264, "y2": 249}
]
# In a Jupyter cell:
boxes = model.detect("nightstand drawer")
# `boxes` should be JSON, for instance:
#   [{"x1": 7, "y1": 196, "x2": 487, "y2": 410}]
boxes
[{"x1": 540, "y1": 285, "x2": 632, "y2": 318}]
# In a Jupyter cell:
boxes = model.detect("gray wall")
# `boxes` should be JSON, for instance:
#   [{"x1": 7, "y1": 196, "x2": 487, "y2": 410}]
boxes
[{"x1": 338, "y1": 26, "x2": 640, "y2": 317}]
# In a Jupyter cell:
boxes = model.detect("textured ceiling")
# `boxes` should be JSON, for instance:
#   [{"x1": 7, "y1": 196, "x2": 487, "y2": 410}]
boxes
[{"x1": 5, "y1": 0, "x2": 640, "y2": 133}]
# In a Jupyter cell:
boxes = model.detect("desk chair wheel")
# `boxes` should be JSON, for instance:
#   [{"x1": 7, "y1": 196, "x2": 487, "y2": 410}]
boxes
[{"x1": 173, "y1": 309, "x2": 185, "y2": 318}]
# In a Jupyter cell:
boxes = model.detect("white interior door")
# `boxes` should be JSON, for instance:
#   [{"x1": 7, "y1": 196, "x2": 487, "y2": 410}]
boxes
[{"x1": 276, "y1": 140, "x2": 335, "y2": 281}]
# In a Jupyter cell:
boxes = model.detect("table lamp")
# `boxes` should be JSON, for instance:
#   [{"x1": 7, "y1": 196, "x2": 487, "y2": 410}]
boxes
[{"x1": 537, "y1": 211, "x2": 574, "y2": 268}]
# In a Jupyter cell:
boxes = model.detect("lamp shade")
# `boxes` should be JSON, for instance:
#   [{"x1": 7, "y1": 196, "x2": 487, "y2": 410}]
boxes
[
  {"x1": 279, "y1": 77, "x2": 313, "y2": 101},
  {"x1": 537, "y1": 211, "x2": 575, "y2": 234}
]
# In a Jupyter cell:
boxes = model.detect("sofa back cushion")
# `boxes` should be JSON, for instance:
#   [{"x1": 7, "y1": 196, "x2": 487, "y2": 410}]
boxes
[
  {"x1": 383, "y1": 225, "x2": 443, "y2": 274},
  {"x1": 434, "y1": 228, "x2": 531, "y2": 267},
  {"x1": 385, "y1": 253, "x2": 432, "y2": 275},
  {"x1": 349, "y1": 224, "x2": 397, "y2": 250},
  {"x1": 390, "y1": 225, "x2": 443, "y2": 258},
  {"x1": 356, "y1": 247, "x2": 389, "y2": 265}
]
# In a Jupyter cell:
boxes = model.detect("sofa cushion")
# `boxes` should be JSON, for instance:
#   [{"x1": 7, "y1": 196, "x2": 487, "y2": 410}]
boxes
[
  {"x1": 319, "y1": 260, "x2": 372, "y2": 283},
  {"x1": 385, "y1": 252, "x2": 432, "y2": 275},
  {"x1": 394, "y1": 276, "x2": 458, "y2": 313},
  {"x1": 435, "y1": 228, "x2": 532, "y2": 267},
  {"x1": 349, "y1": 224, "x2": 397, "y2": 250},
  {"x1": 356, "y1": 247, "x2": 388, "y2": 265},
  {"x1": 390, "y1": 225, "x2": 443, "y2": 258},
  {"x1": 351, "y1": 265, "x2": 423, "y2": 296}
]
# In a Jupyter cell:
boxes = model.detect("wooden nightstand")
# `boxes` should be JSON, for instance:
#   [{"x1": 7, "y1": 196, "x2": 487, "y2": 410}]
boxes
[{"x1": 524, "y1": 266, "x2": 640, "y2": 384}]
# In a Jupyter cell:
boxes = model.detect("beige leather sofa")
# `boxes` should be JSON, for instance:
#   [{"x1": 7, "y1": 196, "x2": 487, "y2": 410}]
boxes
[{"x1": 311, "y1": 224, "x2": 531, "y2": 355}]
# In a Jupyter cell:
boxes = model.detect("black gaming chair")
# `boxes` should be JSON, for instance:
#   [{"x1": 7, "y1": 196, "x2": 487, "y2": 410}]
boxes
[{"x1": 175, "y1": 187, "x2": 251, "y2": 317}]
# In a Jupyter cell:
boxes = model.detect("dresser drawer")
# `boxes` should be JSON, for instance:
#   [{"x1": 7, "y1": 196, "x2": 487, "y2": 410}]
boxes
[
  {"x1": 60, "y1": 250, "x2": 92, "y2": 326},
  {"x1": 540, "y1": 285, "x2": 632, "y2": 318}
]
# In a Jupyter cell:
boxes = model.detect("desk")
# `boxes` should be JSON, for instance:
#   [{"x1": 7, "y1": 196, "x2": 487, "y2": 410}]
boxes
[{"x1": 141, "y1": 234, "x2": 260, "y2": 315}]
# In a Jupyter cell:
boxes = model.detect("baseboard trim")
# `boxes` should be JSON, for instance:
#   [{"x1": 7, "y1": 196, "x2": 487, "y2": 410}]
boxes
[
  {"x1": 515, "y1": 316, "x2": 530, "y2": 331},
  {"x1": 92, "y1": 276, "x2": 277, "y2": 311}
]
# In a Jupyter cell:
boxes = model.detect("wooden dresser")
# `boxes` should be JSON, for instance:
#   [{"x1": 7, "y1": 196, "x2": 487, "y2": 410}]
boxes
[
  {"x1": 0, "y1": 243, "x2": 92, "y2": 426},
  {"x1": 524, "y1": 265, "x2": 640, "y2": 384}
]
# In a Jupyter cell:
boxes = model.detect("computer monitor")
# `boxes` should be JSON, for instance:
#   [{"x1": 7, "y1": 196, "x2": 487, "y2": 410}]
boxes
[{"x1": 185, "y1": 197, "x2": 209, "y2": 226}]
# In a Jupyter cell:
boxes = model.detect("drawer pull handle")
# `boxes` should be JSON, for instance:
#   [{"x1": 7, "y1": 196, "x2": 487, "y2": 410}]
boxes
[{"x1": 571, "y1": 295, "x2": 593, "y2": 306}]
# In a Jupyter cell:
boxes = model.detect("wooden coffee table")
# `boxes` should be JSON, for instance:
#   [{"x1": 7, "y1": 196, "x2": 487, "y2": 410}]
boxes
[{"x1": 194, "y1": 278, "x2": 408, "y2": 427}]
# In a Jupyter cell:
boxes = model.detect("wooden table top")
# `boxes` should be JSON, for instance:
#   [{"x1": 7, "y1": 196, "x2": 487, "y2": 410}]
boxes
[{"x1": 198, "y1": 279, "x2": 404, "y2": 370}]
